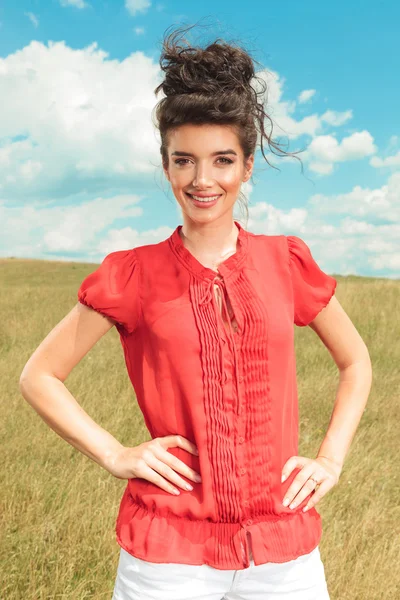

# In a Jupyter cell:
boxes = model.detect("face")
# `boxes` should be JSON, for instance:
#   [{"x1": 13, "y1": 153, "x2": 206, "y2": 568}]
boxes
[{"x1": 163, "y1": 123, "x2": 254, "y2": 226}]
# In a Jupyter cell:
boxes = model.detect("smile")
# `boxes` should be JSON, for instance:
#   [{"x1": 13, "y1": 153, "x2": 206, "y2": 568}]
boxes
[{"x1": 186, "y1": 193, "x2": 222, "y2": 203}]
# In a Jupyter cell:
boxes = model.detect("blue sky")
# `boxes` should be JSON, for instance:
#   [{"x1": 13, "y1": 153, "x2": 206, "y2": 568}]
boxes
[{"x1": 0, "y1": 0, "x2": 399, "y2": 278}]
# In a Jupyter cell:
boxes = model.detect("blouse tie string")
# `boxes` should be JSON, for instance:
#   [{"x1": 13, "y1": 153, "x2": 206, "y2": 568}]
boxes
[{"x1": 199, "y1": 277, "x2": 242, "y2": 414}]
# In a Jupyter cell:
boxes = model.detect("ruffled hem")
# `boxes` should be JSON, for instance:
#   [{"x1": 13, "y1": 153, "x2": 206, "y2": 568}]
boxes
[{"x1": 115, "y1": 487, "x2": 323, "y2": 570}]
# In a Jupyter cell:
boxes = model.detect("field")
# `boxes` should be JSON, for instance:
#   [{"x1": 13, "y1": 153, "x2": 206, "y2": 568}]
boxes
[{"x1": 1, "y1": 257, "x2": 399, "y2": 599}]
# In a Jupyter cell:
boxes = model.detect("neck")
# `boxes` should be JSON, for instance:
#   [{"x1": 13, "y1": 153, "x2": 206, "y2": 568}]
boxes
[{"x1": 179, "y1": 220, "x2": 239, "y2": 258}]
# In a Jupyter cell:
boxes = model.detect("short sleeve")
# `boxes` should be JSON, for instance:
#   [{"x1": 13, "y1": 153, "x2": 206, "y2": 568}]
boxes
[
  {"x1": 77, "y1": 248, "x2": 141, "y2": 335},
  {"x1": 287, "y1": 235, "x2": 337, "y2": 327}
]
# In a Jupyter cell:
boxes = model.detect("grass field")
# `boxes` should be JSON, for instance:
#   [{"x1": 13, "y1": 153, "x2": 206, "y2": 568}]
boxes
[{"x1": 1, "y1": 256, "x2": 398, "y2": 599}]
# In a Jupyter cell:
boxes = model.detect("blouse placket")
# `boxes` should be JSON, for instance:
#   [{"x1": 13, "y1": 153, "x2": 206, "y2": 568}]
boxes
[
  {"x1": 195, "y1": 269, "x2": 254, "y2": 562},
  {"x1": 198, "y1": 276, "x2": 242, "y2": 415}
]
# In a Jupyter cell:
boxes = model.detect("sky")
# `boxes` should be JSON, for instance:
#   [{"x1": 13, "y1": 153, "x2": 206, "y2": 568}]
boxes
[{"x1": 0, "y1": 0, "x2": 399, "y2": 279}]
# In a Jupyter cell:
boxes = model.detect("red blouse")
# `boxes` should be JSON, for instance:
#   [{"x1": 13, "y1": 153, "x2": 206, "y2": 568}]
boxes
[{"x1": 77, "y1": 220, "x2": 337, "y2": 569}]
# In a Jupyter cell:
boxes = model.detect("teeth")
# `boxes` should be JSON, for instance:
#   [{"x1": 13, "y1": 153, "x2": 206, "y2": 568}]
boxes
[{"x1": 190, "y1": 194, "x2": 220, "y2": 202}]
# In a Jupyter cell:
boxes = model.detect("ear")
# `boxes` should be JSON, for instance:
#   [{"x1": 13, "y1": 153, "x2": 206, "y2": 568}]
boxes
[
  {"x1": 162, "y1": 162, "x2": 170, "y2": 182},
  {"x1": 243, "y1": 154, "x2": 254, "y2": 182}
]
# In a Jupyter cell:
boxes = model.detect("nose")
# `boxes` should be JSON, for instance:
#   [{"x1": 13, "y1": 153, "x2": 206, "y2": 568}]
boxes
[{"x1": 192, "y1": 163, "x2": 215, "y2": 188}]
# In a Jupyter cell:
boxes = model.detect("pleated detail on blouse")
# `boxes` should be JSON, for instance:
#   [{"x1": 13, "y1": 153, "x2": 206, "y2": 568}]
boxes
[{"x1": 191, "y1": 274, "x2": 242, "y2": 527}]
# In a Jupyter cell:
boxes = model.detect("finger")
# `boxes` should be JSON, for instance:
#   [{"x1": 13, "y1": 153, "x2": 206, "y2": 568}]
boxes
[
  {"x1": 176, "y1": 434, "x2": 199, "y2": 456},
  {"x1": 302, "y1": 479, "x2": 332, "y2": 512},
  {"x1": 162, "y1": 434, "x2": 199, "y2": 456},
  {"x1": 153, "y1": 445, "x2": 202, "y2": 483},
  {"x1": 142, "y1": 465, "x2": 182, "y2": 495},
  {"x1": 287, "y1": 477, "x2": 322, "y2": 509},
  {"x1": 282, "y1": 464, "x2": 321, "y2": 506},
  {"x1": 281, "y1": 455, "x2": 308, "y2": 482},
  {"x1": 146, "y1": 455, "x2": 198, "y2": 493}
]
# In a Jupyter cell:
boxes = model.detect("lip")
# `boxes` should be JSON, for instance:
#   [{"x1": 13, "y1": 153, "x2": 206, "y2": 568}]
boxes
[
  {"x1": 186, "y1": 192, "x2": 222, "y2": 208},
  {"x1": 186, "y1": 193, "x2": 222, "y2": 198}
]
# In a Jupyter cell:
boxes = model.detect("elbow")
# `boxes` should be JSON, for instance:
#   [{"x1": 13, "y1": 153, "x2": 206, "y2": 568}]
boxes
[
  {"x1": 19, "y1": 370, "x2": 31, "y2": 397},
  {"x1": 337, "y1": 339, "x2": 372, "y2": 373},
  {"x1": 19, "y1": 366, "x2": 28, "y2": 391},
  {"x1": 19, "y1": 364, "x2": 39, "y2": 396}
]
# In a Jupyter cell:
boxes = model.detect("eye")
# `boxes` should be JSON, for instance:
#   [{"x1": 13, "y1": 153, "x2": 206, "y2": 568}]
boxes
[{"x1": 174, "y1": 157, "x2": 233, "y2": 166}]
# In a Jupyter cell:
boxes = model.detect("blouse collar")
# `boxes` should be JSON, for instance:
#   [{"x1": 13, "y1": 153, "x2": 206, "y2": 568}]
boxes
[{"x1": 168, "y1": 220, "x2": 249, "y2": 281}]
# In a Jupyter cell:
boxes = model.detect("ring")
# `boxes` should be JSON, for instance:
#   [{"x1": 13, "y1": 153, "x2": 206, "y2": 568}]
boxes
[{"x1": 309, "y1": 476, "x2": 320, "y2": 486}]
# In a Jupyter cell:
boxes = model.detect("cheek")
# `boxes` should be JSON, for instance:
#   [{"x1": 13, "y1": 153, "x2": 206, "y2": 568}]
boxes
[
  {"x1": 166, "y1": 168, "x2": 185, "y2": 184},
  {"x1": 220, "y1": 172, "x2": 243, "y2": 191},
  {"x1": 169, "y1": 175, "x2": 181, "y2": 187}
]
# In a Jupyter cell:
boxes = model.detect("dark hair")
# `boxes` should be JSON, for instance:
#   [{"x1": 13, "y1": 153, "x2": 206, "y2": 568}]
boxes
[{"x1": 152, "y1": 21, "x2": 305, "y2": 225}]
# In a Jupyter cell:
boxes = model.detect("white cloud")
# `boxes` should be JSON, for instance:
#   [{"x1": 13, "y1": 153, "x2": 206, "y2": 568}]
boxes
[
  {"x1": 298, "y1": 89, "x2": 316, "y2": 103},
  {"x1": 303, "y1": 131, "x2": 377, "y2": 174},
  {"x1": 134, "y1": 27, "x2": 145, "y2": 35},
  {"x1": 320, "y1": 109, "x2": 353, "y2": 127},
  {"x1": 254, "y1": 70, "x2": 372, "y2": 175},
  {"x1": 0, "y1": 40, "x2": 162, "y2": 201},
  {"x1": 24, "y1": 12, "x2": 39, "y2": 28},
  {"x1": 308, "y1": 173, "x2": 400, "y2": 222},
  {"x1": 255, "y1": 69, "x2": 355, "y2": 143},
  {"x1": 125, "y1": 0, "x2": 151, "y2": 17},
  {"x1": 0, "y1": 193, "x2": 144, "y2": 260},
  {"x1": 370, "y1": 150, "x2": 400, "y2": 169},
  {"x1": 97, "y1": 223, "x2": 173, "y2": 257}
]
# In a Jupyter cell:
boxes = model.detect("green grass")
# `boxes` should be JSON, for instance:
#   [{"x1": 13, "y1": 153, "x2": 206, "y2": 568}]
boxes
[{"x1": 1, "y1": 257, "x2": 398, "y2": 599}]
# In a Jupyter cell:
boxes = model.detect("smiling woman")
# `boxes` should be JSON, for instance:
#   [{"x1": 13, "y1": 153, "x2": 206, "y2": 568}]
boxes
[
  {"x1": 107, "y1": 20, "x2": 341, "y2": 600},
  {"x1": 18, "y1": 17, "x2": 371, "y2": 600}
]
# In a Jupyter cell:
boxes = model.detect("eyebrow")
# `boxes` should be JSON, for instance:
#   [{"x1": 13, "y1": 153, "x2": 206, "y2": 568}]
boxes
[{"x1": 171, "y1": 149, "x2": 238, "y2": 157}]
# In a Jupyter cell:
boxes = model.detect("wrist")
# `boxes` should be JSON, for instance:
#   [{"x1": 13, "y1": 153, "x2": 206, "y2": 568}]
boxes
[
  {"x1": 316, "y1": 454, "x2": 343, "y2": 469},
  {"x1": 100, "y1": 440, "x2": 125, "y2": 473}
]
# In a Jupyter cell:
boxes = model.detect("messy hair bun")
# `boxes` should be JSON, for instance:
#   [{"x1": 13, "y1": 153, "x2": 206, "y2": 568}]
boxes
[{"x1": 153, "y1": 22, "x2": 304, "y2": 222}]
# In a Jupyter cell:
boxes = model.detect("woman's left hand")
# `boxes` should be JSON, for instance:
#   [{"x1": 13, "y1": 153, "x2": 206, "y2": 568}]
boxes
[{"x1": 281, "y1": 456, "x2": 342, "y2": 512}]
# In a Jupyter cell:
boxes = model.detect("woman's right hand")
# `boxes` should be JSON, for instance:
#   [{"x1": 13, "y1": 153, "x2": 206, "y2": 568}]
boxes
[{"x1": 105, "y1": 435, "x2": 202, "y2": 495}]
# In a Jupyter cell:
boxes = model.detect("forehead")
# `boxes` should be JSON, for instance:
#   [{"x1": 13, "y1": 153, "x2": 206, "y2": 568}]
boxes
[{"x1": 168, "y1": 124, "x2": 240, "y2": 153}]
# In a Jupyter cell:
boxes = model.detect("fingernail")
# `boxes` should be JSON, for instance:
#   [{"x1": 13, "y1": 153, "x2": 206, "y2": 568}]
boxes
[
  {"x1": 281, "y1": 474, "x2": 286, "y2": 482},
  {"x1": 283, "y1": 497, "x2": 290, "y2": 506}
]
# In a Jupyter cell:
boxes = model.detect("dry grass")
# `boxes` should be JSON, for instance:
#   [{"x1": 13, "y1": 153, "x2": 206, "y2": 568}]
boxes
[{"x1": 1, "y1": 258, "x2": 398, "y2": 599}]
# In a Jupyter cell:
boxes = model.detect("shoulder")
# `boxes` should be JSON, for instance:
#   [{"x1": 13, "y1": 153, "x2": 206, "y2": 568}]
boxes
[
  {"x1": 247, "y1": 231, "x2": 290, "y2": 260},
  {"x1": 285, "y1": 235, "x2": 329, "y2": 272},
  {"x1": 78, "y1": 247, "x2": 142, "y2": 334},
  {"x1": 78, "y1": 246, "x2": 142, "y2": 299},
  {"x1": 285, "y1": 234, "x2": 311, "y2": 257},
  {"x1": 97, "y1": 247, "x2": 140, "y2": 290},
  {"x1": 247, "y1": 230, "x2": 287, "y2": 248}
]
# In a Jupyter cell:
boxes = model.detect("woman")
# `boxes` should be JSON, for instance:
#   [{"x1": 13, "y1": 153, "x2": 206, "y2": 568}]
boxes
[{"x1": 20, "y1": 23, "x2": 372, "y2": 600}]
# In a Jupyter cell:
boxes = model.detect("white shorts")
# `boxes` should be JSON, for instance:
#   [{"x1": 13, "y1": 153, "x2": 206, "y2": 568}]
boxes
[{"x1": 112, "y1": 544, "x2": 330, "y2": 600}]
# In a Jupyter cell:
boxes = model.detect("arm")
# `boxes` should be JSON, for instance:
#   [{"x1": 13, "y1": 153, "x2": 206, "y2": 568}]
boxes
[
  {"x1": 308, "y1": 295, "x2": 372, "y2": 468},
  {"x1": 19, "y1": 303, "x2": 124, "y2": 472}
]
